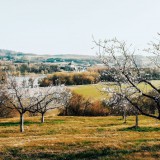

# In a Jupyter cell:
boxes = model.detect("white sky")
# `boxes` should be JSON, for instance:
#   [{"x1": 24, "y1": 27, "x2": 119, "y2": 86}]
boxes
[{"x1": 0, "y1": 0, "x2": 160, "y2": 55}]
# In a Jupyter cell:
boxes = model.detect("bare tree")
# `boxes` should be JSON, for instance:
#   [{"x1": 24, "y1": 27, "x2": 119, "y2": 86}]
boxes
[
  {"x1": 31, "y1": 86, "x2": 69, "y2": 123},
  {"x1": 1, "y1": 76, "x2": 50, "y2": 132},
  {"x1": 28, "y1": 77, "x2": 35, "y2": 88},
  {"x1": 145, "y1": 35, "x2": 160, "y2": 68},
  {"x1": 58, "y1": 88, "x2": 72, "y2": 116},
  {"x1": 105, "y1": 92, "x2": 139, "y2": 128},
  {"x1": 93, "y1": 37, "x2": 160, "y2": 120}
]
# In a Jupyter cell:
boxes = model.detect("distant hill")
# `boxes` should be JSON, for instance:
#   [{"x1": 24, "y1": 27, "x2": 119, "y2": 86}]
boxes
[
  {"x1": 0, "y1": 49, "x2": 96, "y2": 59},
  {"x1": 0, "y1": 49, "x2": 159, "y2": 68},
  {"x1": 0, "y1": 49, "x2": 101, "y2": 65},
  {"x1": 0, "y1": 49, "x2": 34, "y2": 57}
]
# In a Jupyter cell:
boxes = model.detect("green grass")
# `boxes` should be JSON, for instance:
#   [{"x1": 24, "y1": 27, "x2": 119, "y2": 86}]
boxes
[
  {"x1": 0, "y1": 115, "x2": 160, "y2": 160},
  {"x1": 70, "y1": 84, "x2": 108, "y2": 100},
  {"x1": 70, "y1": 80, "x2": 160, "y2": 100}
]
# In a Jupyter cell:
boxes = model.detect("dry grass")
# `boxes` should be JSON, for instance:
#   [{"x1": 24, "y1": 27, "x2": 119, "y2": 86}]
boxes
[{"x1": 0, "y1": 115, "x2": 160, "y2": 160}]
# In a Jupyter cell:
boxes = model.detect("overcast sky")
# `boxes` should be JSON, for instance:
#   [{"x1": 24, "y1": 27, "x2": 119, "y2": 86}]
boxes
[{"x1": 0, "y1": 0, "x2": 160, "y2": 55}]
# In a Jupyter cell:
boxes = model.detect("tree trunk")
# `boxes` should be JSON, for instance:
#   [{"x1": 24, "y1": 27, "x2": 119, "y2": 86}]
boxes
[
  {"x1": 123, "y1": 109, "x2": 127, "y2": 123},
  {"x1": 41, "y1": 113, "x2": 45, "y2": 123},
  {"x1": 135, "y1": 112, "x2": 138, "y2": 128},
  {"x1": 158, "y1": 108, "x2": 160, "y2": 119},
  {"x1": 20, "y1": 113, "x2": 24, "y2": 132},
  {"x1": 65, "y1": 107, "x2": 68, "y2": 116}
]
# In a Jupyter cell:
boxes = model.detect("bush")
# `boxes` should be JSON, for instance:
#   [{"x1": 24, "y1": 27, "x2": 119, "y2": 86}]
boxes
[
  {"x1": 86, "y1": 101, "x2": 109, "y2": 116},
  {"x1": 59, "y1": 92, "x2": 109, "y2": 116},
  {"x1": 0, "y1": 92, "x2": 19, "y2": 118},
  {"x1": 0, "y1": 104, "x2": 19, "y2": 118},
  {"x1": 136, "y1": 89, "x2": 160, "y2": 115}
]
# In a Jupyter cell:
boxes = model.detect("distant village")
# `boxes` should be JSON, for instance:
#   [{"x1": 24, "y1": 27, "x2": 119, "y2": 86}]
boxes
[{"x1": 0, "y1": 49, "x2": 160, "y2": 87}]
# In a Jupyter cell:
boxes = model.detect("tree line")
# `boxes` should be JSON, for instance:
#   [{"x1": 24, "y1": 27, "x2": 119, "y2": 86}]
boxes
[
  {"x1": 1, "y1": 63, "x2": 60, "y2": 75},
  {"x1": 39, "y1": 72, "x2": 100, "y2": 86}
]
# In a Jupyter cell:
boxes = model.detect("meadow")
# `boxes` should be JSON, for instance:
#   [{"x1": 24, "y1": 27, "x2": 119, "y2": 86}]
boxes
[
  {"x1": 69, "y1": 84, "x2": 107, "y2": 100},
  {"x1": 0, "y1": 80, "x2": 160, "y2": 159},
  {"x1": 71, "y1": 80, "x2": 160, "y2": 100},
  {"x1": 0, "y1": 115, "x2": 160, "y2": 160}
]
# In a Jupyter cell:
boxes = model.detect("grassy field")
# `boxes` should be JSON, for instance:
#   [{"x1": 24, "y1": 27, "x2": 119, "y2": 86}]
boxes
[
  {"x1": 0, "y1": 115, "x2": 160, "y2": 160},
  {"x1": 70, "y1": 80, "x2": 160, "y2": 100},
  {"x1": 69, "y1": 84, "x2": 107, "y2": 100}
]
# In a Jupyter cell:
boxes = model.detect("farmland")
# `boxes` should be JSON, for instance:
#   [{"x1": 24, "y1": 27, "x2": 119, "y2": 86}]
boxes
[{"x1": 0, "y1": 116, "x2": 160, "y2": 160}]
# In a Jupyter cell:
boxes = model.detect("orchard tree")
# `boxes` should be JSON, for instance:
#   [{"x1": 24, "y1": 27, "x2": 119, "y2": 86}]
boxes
[
  {"x1": 105, "y1": 91, "x2": 139, "y2": 127},
  {"x1": 58, "y1": 88, "x2": 72, "y2": 116},
  {"x1": 93, "y1": 37, "x2": 160, "y2": 120},
  {"x1": 1, "y1": 76, "x2": 56, "y2": 132},
  {"x1": 31, "y1": 86, "x2": 69, "y2": 123}
]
